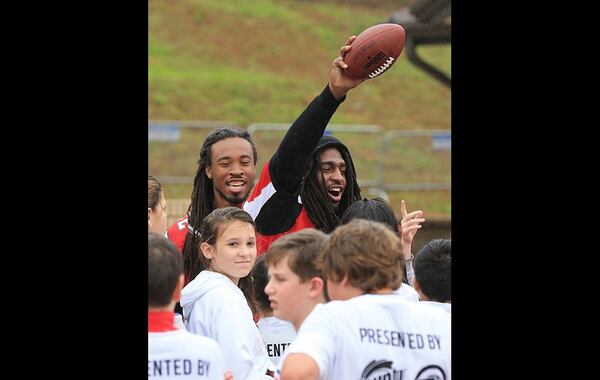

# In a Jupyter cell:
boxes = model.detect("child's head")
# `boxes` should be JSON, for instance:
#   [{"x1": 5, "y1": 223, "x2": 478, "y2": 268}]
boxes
[
  {"x1": 340, "y1": 197, "x2": 399, "y2": 234},
  {"x1": 340, "y1": 197, "x2": 409, "y2": 285},
  {"x1": 323, "y1": 219, "x2": 404, "y2": 300},
  {"x1": 198, "y1": 207, "x2": 257, "y2": 285},
  {"x1": 148, "y1": 174, "x2": 168, "y2": 235},
  {"x1": 264, "y1": 229, "x2": 329, "y2": 328},
  {"x1": 413, "y1": 239, "x2": 451, "y2": 302},
  {"x1": 148, "y1": 232, "x2": 183, "y2": 309},
  {"x1": 250, "y1": 255, "x2": 271, "y2": 317}
]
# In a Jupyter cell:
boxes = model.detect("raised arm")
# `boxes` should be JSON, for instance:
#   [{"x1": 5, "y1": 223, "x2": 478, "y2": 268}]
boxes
[
  {"x1": 269, "y1": 36, "x2": 365, "y2": 194},
  {"x1": 399, "y1": 199, "x2": 425, "y2": 286}
]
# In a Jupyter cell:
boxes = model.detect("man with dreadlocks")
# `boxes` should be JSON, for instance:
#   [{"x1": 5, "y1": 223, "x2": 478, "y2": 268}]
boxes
[
  {"x1": 168, "y1": 36, "x2": 366, "y2": 276},
  {"x1": 244, "y1": 36, "x2": 367, "y2": 255},
  {"x1": 166, "y1": 127, "x2": 258, "y2": 284}
]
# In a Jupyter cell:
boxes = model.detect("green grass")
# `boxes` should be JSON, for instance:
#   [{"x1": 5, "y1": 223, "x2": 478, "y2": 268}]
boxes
[
  {"x1": 150, "y1": 63, "x2": 315, "y2": 123},
  {"x1": 149, "y1": 0, "x2": 450, "y2": 219}
]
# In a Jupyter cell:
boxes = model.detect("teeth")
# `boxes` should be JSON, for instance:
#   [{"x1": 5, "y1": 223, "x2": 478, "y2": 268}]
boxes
[{"x1": 228, "y1": 181, "x2": 245, "y2": 186}]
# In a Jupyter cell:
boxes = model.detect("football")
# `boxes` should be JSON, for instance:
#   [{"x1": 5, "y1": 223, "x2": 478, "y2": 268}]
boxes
[{"x1": 344, "y1": 23, "x2": 405, "y2": 80}]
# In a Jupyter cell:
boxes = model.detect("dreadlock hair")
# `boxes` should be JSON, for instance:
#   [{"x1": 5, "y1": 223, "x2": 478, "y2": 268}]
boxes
[
  {"x1": 182, "y1": 128, "x2": 257, "y2": 284},
  {"x1": 300, "y1": 141, "x2": 361, "y2": 233},
  {"x1": 194, "y1": 207, "x2": 258, "y2": 315}
]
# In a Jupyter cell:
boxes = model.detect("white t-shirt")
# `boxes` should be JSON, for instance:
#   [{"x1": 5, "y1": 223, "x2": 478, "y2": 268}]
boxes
[
  {"x1": 393, "y1": 282, "x2": 420, "y2": 301},
  {"x1": 148, "y1": 329, "x2": 225, "y2": 379},
  {"x1": 257, "y1": 316, "x2": 297, "y2": 365},
  {"x1": 421, "y1": 300, "x2": 452, "y2": 314},
  {"x1": 280, "y1": 293, "x2": 451, "y2": 380}
]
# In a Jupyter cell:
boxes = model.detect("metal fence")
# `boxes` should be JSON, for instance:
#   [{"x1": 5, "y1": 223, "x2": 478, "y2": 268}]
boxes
[
  {"x1": 148, "y1": 120, "x2": 240, "y2": 185},
  {"x1": 382, "y1": 129, "x2": 451, "y2": 192},
  {"x1": 149, "y1": 120, "x2": 450, "y2": 223}
]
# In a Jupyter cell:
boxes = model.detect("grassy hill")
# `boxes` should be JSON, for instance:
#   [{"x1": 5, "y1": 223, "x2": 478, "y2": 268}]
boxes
[{"x1": 149, "y1": 0, "x2": 451, "y2": 218}]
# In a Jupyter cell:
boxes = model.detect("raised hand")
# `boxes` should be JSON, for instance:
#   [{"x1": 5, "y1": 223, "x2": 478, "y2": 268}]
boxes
[
  {"x1": 399, "y1": 200, "x2": 425, "y2": 260},
  {"x1": 328, "y1": 35, "x2": 366, "y2": 100}
]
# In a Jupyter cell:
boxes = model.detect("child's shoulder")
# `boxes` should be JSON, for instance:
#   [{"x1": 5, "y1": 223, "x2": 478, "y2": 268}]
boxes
[
  {"x1": 203, "y1": 280, "x2": 245, "y2": 302},
  {"x1": 184, "y1": 330, "x2": 221, "y2": 346}
]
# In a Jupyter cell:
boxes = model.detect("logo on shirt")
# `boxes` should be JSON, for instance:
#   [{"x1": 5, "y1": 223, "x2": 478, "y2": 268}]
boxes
[
  {"x1": 360, "y1": 359, "x2": 405, "y2": 380},
  {"x1": 415, "y1": 365, "x2": 446, "y2": 380}
]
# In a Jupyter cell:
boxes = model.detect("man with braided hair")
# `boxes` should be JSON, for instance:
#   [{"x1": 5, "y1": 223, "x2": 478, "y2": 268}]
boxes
[
  {"x1": 244, "y1": 35, "x2": 366, "y2": 255},
  {"x1": 170, "y1": 35, "x2": 367, "y2": 269},
  {"x1": 166, "y1": 127, "x2": 258, "y2": 284}
]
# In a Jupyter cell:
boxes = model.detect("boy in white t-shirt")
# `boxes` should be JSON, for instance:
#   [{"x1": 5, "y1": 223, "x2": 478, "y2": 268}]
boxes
[
  {"x1": 262, "y1": 229, "x2": 330, "y2": 378},
  {"x1": 251, "y1": 255, "x2": 297, "y2": 365},
  {"x1": 148, "y1": 232, "x2": 231, "y2": 380},
  {"x1": 263, "y1": 229, "x2": 330, "y2": 333},
  {"x1": 413, "y1": 239, "x2": 452, "y2": 313},
  {"x1": 340, "y1": 197, "x2": 424, "y2": 295},
  {"x1": 279, "y1": 220, "x2": 451, "y2": 380}
]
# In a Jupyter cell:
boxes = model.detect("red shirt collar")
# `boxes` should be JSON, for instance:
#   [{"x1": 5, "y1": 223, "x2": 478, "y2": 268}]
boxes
[{"x1": 148, "y1": 310, "x2": 176, "y2": 332}]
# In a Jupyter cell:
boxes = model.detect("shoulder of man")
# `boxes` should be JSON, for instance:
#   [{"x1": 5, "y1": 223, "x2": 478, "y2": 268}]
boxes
[{"x1": 166, "y1": 215, "x2": 189, "y2": 252}]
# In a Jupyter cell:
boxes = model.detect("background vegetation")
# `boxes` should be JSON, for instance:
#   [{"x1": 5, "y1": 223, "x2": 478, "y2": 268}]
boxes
[{"x1": 149, "y1": 0, "x2": 450, "y2": 220}]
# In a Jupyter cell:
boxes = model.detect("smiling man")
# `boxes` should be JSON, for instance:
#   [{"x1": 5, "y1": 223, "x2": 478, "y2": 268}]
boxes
[
  {"x1": 244, "y1": 36, "x2": 366, "y2": 255},
  {"x1": 244, "y1": 130, "x2": 361, "y2": 256},
  {"x1": 166, "y1": 127, "x2": 258, "y2": 284},
  {"x1": 206, "y1": 136, "x2": 256, "y2": 208}
]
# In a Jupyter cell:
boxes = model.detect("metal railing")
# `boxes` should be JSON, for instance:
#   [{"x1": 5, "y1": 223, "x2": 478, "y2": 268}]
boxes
[
  {"x1": 149, "y1": 119, "x2": 240, "y2": 129},
  {"x1": 149, "y1": 120, "x2": 450, "y2": 198},
  {"x1": 148, "y1": 120, "x2": 241, "y2": 184},
  {"x1": 381, "y1": 129, "x2": 451, "y2": 192}
]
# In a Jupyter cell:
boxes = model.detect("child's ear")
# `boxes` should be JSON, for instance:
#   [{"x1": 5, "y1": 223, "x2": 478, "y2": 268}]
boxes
[
  {"x1": 172, "y1": 274, "x2": 185, "y2": 302},
  {"x1": 308, "y1": 277, "x2": 324, "y2": 298},
  {"x1": 340, "y1": 275, "x2": 350, "y2": 287},
  {"x1": 200, "y1": 242, "x2": 214, "y2": 259},
  {"x1": 412, "y1": 276, "x2": 421, "y2": 292}
]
